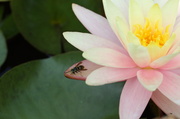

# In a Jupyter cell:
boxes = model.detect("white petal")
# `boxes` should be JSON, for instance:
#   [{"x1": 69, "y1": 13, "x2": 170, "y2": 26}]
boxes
[
  {"x1": 135, "y1": 0, "x2": 154, "y2": 17},
  {"x1": 154, "y1": 0, "x2": 168, "y2": 8},
  {"x1": 83, "y1": 48, "x2": 136, "y2": 68},
  {"x1": 150, "y1": 51, "x2": 180, "y2": 68},
  {"x1": 127, "y1": 43, "x2": 151, "y2": 67},
  {"x1": 162, "y1": 0, "x2": 179, "y2": 30},
  {"x1": 159, "y1": 54, "x2": 180, "y2": 69},
  {"x1": 162, "y1": 34, "x2": 176, "y2": 56},
  {"x1": 103, "y1": 0, "x2": 128, "y2": 47},
  {"x1": 63, "y1": 32, "x2": 127, "y2": 55},
  {"x1": 147, "y1": 3, "x2": 162, "y2": 26},
  {"x1": 127, "y1": 32, "x2": 141, "y2": 45},
  {"x1": 116, "y1": 17, "x2": 130, "y2": 48},
  {"x1": 111, "y1": 0, "x2": 129, "y2": 20},
  {"x1": 147, "y1": 43, "x2": 162, "y2": 61},
  {"x1": 169, "y1": 27, "x2": 180, "y2": 54},
  {"x1": 72, "y1": 4, "x2": 120, "y2": 45},
  {"x1": 129, "y1": 0, "x2": 144, "y2": 29}
]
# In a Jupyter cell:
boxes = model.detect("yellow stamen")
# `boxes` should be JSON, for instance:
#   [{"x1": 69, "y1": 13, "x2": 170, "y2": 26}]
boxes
[{"x1": 133, "y1": 18, "x2": 170, "y2": 47}]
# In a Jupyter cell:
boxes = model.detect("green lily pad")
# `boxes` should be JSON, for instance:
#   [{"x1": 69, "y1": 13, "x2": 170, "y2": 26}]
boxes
[
  {"x1": 10, "y1": 0, "x2": 103, "y2": 54},
  {"x1": 1, "y1": 15, "x2": 19, "y2": 39},
  {"x1": 0, "y1": 0, "x2": 9, "y2": 2},
  {"x1": 0, "y1": 5, "x2": 4, "y2": 20},
  {"x1": 0, "y1": 30, "x2": 7, "y2": 66},
  {"x1": 0, "y1": 51, "x2": 123, "y2": 119}
]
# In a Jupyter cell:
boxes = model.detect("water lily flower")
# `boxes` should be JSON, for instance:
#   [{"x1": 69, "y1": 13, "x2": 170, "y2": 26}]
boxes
[{"x1": 63, "y1": 0, "x2": 180, "y2": 118}]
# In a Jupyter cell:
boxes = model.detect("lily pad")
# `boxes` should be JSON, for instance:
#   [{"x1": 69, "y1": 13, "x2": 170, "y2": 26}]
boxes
[
  {"x1": 0, "y1": 51, "x2": 123, "y2": 119},
  {"x1": 1, "y1": 15, "x2": 19, "y2": 39},
  {"x1": 0, "y1": 30, "x2": 7, "y2": 66},
  {"x1": 11, "y1": 0, "x2": 103, "y2": 54}
]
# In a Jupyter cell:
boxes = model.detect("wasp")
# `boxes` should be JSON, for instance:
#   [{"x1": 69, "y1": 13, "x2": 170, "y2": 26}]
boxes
[{"x1": 66, "y1": 62, "x2": 87, "y2": 75}]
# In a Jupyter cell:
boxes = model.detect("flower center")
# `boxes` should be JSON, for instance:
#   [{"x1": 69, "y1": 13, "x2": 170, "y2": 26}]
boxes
[{"x1": 133, "y1": 18, "x2": 170, "y2": 47}]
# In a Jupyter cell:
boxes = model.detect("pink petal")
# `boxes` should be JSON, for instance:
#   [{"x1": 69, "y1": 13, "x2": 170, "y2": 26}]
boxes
[
  {"x1": 72, "y1": 4, "x2": 121, "y2": 45},
  {"x1": 120, "y1": 78, "x2": 152, "y2": 119},
  {"x1": 64, "y1": 60, "x2": 101, "y2": 80},
  {"x1": 150, "y1": 52, "x2": 180, "y2": 69},
  {"x1": 158, "y1": 71, "x2": 180, "y2": 105},
  {"x1": 170, "y1": 68, "x2": 180, "y2": 75},
  {"x1": 151, "y1": 90, "x2": 180, "y2": 118},
  {"x1": 137, "y1": 69, "x2": 163, "y2": 91},
  {"x1": 86, "y1": 67, "x2": 139, "y2": 85},
  {"x1": 159, "y1": 54, "x2": 180, "y2": 70},
  {"x1": 83, "y1": 48, "x2": 136, "y2": 68},
  {"x1": 63, "y1": 32, "x2": 127, "y2": 55}
]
